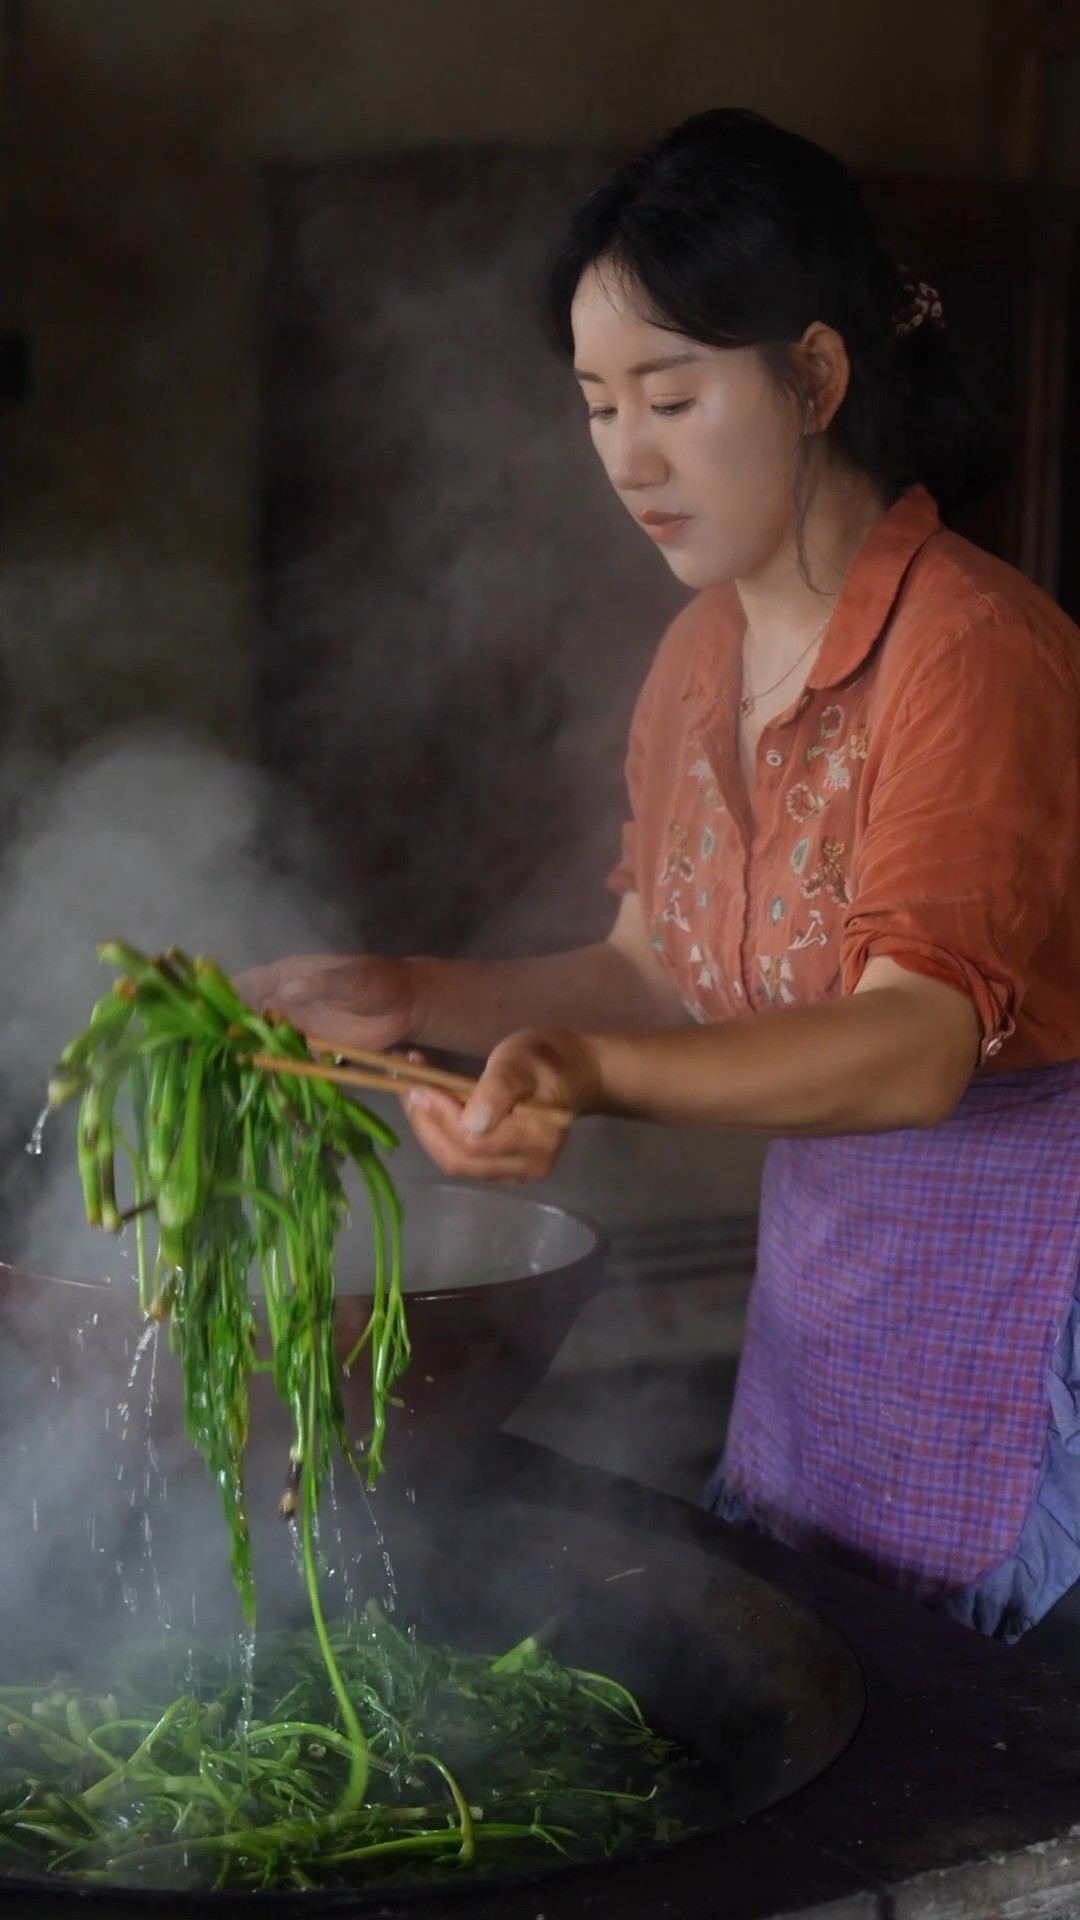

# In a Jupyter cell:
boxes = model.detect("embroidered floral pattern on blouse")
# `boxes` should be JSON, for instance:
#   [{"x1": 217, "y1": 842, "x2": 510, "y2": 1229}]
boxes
[
  {"x1": 784, "y1": 704, "x2": 863, "y2": 833},
  {"x1": 659, "y1": 821, "x2": 695, "y2": 888},
  {"x1": 661, "y1": 888, "x2": 693, "y2": 933},
  {"x1": 758, "y1": 953, "x2": 796, "y2": 1005},
  {"x1": 786, "y1": 784, "x2": 829, "y2": 824},
  {"x1": 689, "y1": 941, "x2": 720, "y2": 994},
  {"x1": 789, "y1": 908, "x2": 829, "y2": 951},
  {"x1": 801, "y1": 839, "x2": 850, "y2": 907},
  {"x1": 641, "y1": 655, "x2": 860, "y2": 1020},
  {"x1": 824, "y1": 749, "x2": 852, "y2": 792},
  {"x1": 652, "y1": 730, "x2": 734, "y2": 990},
  {"x1": 804, "y1": 706, "x2": 845, "y2": 765},
  {"x1": 688, "y1": 737, "x2": 724, "y2": 811}
]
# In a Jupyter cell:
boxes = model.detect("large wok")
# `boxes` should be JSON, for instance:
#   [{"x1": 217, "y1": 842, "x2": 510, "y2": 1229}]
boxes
[
  {"x1": 0, "y1": 1177, "x2": 864, "y2": 1916},
  {"x1": 0, "y1": 1496, "x2": 864, "y2": 1918}
]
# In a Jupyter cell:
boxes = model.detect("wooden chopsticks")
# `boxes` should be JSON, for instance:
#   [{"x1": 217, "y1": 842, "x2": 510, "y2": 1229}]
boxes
[{"x1": 249, "y1": 1036, "x2": 573, "y2": 1131}]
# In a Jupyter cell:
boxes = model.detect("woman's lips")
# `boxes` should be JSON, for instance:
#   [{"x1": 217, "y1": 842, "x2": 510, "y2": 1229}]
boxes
[{"x1": 637, "y1": 509, "x2": 691, "y2": 544}]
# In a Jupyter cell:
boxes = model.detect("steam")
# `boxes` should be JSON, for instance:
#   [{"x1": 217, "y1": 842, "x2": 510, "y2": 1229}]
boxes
[
  {"x1": 0, "y1": 727, "x2": 355, "y2": 1261},
  {"x1": 261, "y1": 153, "x2": 686, "y2": 958},
  {"x1": 0, "y1": 140, "x2": 748, "y2": 1703},
  {"x1": 0, "y1": 729, "x2": 371, "y2": 1660}
]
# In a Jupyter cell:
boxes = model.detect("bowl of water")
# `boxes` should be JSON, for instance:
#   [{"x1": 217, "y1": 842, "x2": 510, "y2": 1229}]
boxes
[
  {"x1": 334, "y1": 1175, "x2": 605, "y2": 1458},
  {"x1": 0, "y1": 1176, "x2": 606, "y2": 1506}
]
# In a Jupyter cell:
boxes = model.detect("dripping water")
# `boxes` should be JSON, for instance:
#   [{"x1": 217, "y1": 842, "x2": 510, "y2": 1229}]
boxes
[
  {"x1": 112, "y1": 1321, "x2": 169, "y2": 1626},
  {"x1": 361, "y1": 1487, "x2": 398, "y2": 1617},
  {"x1": 235, "y1": 1628, "x2": 257, "y2": 1740}
]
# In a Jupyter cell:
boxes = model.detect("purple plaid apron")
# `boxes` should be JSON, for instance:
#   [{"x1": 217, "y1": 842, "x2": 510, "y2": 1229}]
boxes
[{"x1": 708, "y1": 1060, "x2": 1080, "y2": 1641}]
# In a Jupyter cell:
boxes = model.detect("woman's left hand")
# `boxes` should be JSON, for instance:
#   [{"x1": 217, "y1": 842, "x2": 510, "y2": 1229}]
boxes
[{"x1": 400, "y1": 1029, "x2": 603, "y2": 1182}]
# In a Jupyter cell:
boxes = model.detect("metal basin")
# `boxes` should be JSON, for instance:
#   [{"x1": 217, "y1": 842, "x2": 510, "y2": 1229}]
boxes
[{"x1": 0, "y1": 1175, "x2": 606, "y2": 1493}]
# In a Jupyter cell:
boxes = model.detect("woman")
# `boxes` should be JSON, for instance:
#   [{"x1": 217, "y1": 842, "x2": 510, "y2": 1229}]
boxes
[{"x1": 243, "y1": 111, "x2": 1080, "y2": 1641}]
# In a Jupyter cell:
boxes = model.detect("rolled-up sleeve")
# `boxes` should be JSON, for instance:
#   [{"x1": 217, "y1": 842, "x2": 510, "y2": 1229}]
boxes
[{"x1": 841, "y1": 610, "x2": 1080, "y2": 1055}]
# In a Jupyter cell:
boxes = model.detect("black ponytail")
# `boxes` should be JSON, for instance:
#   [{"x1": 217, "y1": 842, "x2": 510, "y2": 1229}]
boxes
[
  {"x1": 548, "y1": 109, "x2": 1006, "y2": 519},
  {"x1": 890, "y1": 310, "x2": 1006, "y2": 518}
]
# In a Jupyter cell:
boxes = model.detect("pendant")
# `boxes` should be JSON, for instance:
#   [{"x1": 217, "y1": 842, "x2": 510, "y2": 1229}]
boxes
[{"x1": 739, "y1": 694, "x2": 754, "y2": 718}]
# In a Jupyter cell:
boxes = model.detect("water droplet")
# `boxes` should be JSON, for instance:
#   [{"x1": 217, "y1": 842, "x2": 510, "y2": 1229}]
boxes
[
  {"x1": 381, "y1": 1549, "x2": 397, "y2": 1613},
  {"x1": 289, "y1": 1520, "x2": 305, "y2": 1582},
  {"x1": 25, "y1": 1106, "x2": 49, "y2": 1157},
  {"x1": 126, "y1": 1322, "x2": 157, "y2": 1388},
  {"x1": 30, "y1": 1499, "x2": 38, "y2": 1532},
  {"x1": 236, "y1": 1630, "x2": 256, "y2": 1738}
]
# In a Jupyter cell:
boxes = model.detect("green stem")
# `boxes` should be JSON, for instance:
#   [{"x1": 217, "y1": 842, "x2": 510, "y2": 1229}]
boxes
[
  {"x1": 323, "y1": 1822, "x2": 560, "y2": 1867},
  {"x1": 414, "y1": 1751, "x2": 476, "y2": 1863},
  {"x1": 80, "y1": 1697, "x2": 195, "y2": 1810},
  {"x1": 569, "y1": 1669, "x2": 647, "y2": 1726},
  {"x1": 299, "y1": 1372, "x2": 368, "y2": 1812},
  {"x1": 245, "y1": 1720, "x2": 381, "y2": 1767}
]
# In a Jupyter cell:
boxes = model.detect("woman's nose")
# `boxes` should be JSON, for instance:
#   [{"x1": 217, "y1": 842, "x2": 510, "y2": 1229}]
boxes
[{"x1": 604, "y1": 420, "x2": 668, "y2": 495}]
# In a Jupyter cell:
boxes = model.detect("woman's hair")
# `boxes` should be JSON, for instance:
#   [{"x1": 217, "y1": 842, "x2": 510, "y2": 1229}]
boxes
[{"x1": 548, "y1": 109, "x2": 1005, "y2": 518}]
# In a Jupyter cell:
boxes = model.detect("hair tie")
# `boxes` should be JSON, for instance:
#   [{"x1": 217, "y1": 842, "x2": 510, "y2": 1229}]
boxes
[{"x1": 895, "y1": 269, "x2": 945, "y2": 338}]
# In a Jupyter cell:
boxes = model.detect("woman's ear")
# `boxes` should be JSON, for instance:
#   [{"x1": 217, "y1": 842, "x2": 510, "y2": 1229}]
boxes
[{"x1": 793, "y1": 322, "x2": 851, "y2": 435}]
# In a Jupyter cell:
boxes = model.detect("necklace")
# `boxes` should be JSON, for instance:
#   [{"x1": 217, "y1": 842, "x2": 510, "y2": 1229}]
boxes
[{"x1": 739, "y1": 616, "x2": 831, "y2": 720}]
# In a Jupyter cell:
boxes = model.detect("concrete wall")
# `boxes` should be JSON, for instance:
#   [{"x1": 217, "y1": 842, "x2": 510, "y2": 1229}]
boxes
[{"x1": 0, "y1": 1, "x2": 994, "y2": 1220}]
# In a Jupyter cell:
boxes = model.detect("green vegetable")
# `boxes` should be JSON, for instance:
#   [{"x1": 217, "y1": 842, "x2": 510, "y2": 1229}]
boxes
[
  {"x1": 0, "y1": 1607, "x2": 696, "y2": 1891},
  {"x1": 30, "y1": 944, "x2": 694, "y2": 1894},
  {"x1": 46, "y1": 942, "x2": 408, "y2": 1682}
]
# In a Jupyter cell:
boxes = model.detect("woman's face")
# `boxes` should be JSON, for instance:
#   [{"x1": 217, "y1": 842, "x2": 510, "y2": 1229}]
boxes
[{"x1": 570, "y1": 263, "x2": 804, "y2": 590}]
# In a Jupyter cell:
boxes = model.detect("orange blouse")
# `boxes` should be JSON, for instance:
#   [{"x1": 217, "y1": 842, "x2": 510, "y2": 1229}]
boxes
[{"x1": 610, "y1": 487, "x2": 1080, "y2": 1073}]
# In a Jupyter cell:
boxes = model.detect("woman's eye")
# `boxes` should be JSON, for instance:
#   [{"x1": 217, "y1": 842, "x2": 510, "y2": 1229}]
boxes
[{"x1": 586, "y1": 398, "x2": 692, "y2": 423}]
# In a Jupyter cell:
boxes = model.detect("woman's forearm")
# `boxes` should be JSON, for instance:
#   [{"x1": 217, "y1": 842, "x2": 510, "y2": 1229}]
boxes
[
  {"x1": 407, "y1": 942, "x2": 685, "y2": 1057},
  {"x1": 589, "y1": 977, "x2": 979, "y2": 1136},
  {"x1": 403, "y1": 961, "x2": 982, "y2": 1179}
]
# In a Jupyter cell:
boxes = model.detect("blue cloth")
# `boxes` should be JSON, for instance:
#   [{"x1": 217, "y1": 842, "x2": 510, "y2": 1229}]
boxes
[{"x1": 945, "y1": 1242, "x2": 1080, "y2": 1643}]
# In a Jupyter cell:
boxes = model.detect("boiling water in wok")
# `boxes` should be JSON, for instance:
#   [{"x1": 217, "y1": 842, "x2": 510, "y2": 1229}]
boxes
[
  {"x1": 0, "y1": 1168, "x2": 697, "y2": 1902},
  {"x1": 0, "y1": 1495, "x2": 864, "y2": 1911}
]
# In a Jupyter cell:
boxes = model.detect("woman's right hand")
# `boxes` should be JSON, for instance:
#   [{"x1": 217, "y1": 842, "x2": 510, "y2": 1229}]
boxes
[{"x1": 235, "y1": 954, "x2": 420, "y2": 1053}]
